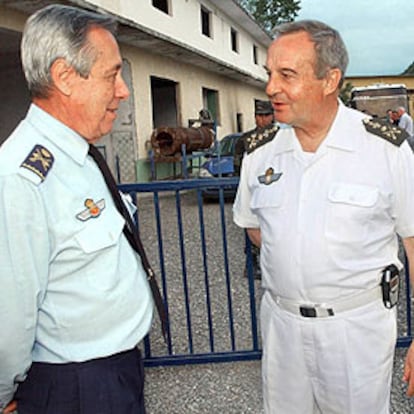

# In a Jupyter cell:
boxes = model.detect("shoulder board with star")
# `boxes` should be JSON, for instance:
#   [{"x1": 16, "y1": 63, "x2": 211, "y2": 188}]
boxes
[
  {"x1": 20, "y1": 144, "x2": 54, "y2": 184},
  {"x1": 246, "y1": 124, "x2": 280, "y2": 154},
  {"x1": 363, "y1": 118, "x2": 407, "y2": 147}
]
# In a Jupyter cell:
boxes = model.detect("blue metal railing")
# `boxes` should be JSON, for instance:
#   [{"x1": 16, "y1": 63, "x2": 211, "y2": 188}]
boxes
[{"x1": 119, "y1": 177, "x2": 412, "y2": 367}]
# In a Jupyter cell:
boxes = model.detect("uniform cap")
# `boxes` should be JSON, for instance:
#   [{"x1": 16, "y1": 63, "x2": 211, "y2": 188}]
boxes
[{"x1": 255, "y1": 100, "x2": 273, "y2": 115}]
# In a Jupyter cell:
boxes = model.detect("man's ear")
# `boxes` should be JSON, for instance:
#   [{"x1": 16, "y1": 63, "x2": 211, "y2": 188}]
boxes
[
  {"x1": 50, "y1": 58, "x2": 76, "y2": 96},
  {"x1": 324, "y1": 68, "x2": 342, "y2": 95}
]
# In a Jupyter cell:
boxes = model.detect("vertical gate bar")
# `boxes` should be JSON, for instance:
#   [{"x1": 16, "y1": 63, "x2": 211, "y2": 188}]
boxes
[
  {"x1": 175, "y1": 190, "x2": 194, "y2": 353},
  {"x1": 149, "y1": 150, "x2": 156, "y2": 180},
  {"x1": 135, "y1": 193, "x2": 152, "y2": 358},
  {"x1": 152, "y1": 191, "x2": 173, "y2": 353},
  {"x1": 197, "y1": 189, "x2": 215, "y2": 352},
  {"x1": 245, "y1": 233, "x2": 260, "y2": 350},
  {"x1": 218, "y1": 189, "x2": 236, "y2": 350}
]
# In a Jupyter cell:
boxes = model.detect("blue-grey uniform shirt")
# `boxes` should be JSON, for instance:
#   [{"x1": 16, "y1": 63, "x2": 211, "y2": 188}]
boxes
[{"x1": 0, "y1": 104, "x2": 154, "y2": 409}]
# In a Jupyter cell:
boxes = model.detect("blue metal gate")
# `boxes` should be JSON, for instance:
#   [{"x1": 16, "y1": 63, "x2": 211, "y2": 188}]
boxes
[{"x1": 119, "y1": 177, "x2": 413, "y2": 367}]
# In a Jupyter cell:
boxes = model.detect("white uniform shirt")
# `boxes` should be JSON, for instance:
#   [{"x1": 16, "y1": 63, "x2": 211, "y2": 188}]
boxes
[
  {"x1": 399, "y1": 111, "x2": 414, "y2": 139},
  {"x1": 234, "y1": 103, "x2": 414, "y2": 302},
  {"x1": 0, "y1": 104, "x2": 153, "y2": 409}
]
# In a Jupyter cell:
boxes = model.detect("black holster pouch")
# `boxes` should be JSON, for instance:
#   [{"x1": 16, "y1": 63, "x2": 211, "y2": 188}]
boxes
[{"x1": 381, "y1": 264, "x2": 400, "y2": 309}]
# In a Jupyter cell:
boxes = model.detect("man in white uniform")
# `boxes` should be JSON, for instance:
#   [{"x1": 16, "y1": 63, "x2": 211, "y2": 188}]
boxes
[
  {"x1": 395, "y1": 106, "x2": 414, "y2": 147},
  {"x1": 233, "y1": 20, "x2": 414, "y2": 413}
]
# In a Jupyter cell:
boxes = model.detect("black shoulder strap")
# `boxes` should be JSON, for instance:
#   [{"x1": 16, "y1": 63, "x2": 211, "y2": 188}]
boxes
[
  {"x1": 246, "y1": 124, "x2": 280, "y2": 154},
  {"x1": 363, "y1": 118, "x2": 407, "y2": 147}
]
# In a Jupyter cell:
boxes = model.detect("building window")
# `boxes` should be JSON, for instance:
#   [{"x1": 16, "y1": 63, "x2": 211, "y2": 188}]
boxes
[
  {"x1": 151, "y1": 77, "x2": 179, "y2": 128},
  {"x1": 236, "y1": 113, "x2": 243, "y2": 133},
  {"x1": 201, "y1": 6, "x2": 211, "y2": 37},
  {"x1": 231, "y1": 28, "x2": 239, "y2": 53},
  {"x1": 152, "y1": 0, "x2": 169, "y2": 14},
  {"x1": 202, "y1": 87, "x2": 220, "y2": 125},
  {"x1": 253, "y1": 45, "x2": 258, "y2": 64}
]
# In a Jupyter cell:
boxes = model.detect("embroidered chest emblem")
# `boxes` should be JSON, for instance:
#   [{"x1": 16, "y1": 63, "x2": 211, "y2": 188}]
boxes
[
  {"x1": 258, "y1": 167, "x2": 283, "y2": 185},
  {"x1": 76, "y1": 198, "x2": 105, "y2": 221}
]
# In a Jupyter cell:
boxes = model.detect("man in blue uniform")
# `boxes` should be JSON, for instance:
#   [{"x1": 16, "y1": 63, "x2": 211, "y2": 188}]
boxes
[{"x1": 0, "y1": 5, "x2": 155, "y2": 414}]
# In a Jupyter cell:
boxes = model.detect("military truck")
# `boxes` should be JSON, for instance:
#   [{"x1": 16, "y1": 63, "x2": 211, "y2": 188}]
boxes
[{"x1": 350, "y1": 83, "x2": 409, "y2": 118}]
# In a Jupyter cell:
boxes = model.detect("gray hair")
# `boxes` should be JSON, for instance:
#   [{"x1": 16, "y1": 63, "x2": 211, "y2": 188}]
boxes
[
  {"x1": 272, "y1": 20, "x2": 349, "y2": 89},
  {"x1": 21, "y1": 4, "x2": 117, "y2": 98}
]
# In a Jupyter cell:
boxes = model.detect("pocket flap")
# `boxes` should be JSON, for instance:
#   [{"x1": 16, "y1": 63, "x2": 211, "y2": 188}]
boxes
[
  {"x1": 328, "y1": 183, "x2": 379, "y2": 207},
  {"x1": 75, "y1": 211, "x2": 125, "y2": 253}
]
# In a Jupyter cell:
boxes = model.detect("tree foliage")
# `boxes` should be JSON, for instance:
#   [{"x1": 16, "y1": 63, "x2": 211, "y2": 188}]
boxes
[
  {"x1": 402, "y1": 61, "x2": 414, "y2": 75},
  {"x1": 339, "y1": 81, "x2": 354, "y2": 106},
  {"x1": 238, "y1": 0, "x2": 301, "y2": 34}
]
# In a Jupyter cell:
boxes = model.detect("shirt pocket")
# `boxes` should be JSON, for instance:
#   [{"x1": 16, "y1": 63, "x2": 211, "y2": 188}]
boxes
[
  {"x1": 250, "y1": 184, "x2": 284, "y2": 211},
  {"x1": 325, "y1": 183, "x2": 379, "y2": 262},
  {"x1": 74, "y1": 211, "x2": 125, "y2": 291},
  {"x1": 75, "y1": 211, "x2": 125, "y2": 254},
  {"x1": 250, "y1": 184, "x2": 286, "y2": 242}
]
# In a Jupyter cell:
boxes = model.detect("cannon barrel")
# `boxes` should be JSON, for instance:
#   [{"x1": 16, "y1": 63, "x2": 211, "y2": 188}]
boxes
[{"x1": 150, "y1": 126, "x2": 214, "y2": 157}]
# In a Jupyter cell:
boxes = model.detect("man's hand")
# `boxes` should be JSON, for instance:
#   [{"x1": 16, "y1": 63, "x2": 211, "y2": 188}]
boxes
[
  {"x1": 403, "y1": 342, "x2": 414, "y2": 396},
  {"x1": 3, "y1": 400, "x2": 17, "y2": 414},
  {"x1": 246, "y1": 228, "x2": 261, "y2": 247}
]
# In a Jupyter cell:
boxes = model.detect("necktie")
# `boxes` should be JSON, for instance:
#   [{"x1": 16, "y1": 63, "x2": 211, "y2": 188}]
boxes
[{"x1": 88, "y1": 144, "x2": 168, "y2": 339}]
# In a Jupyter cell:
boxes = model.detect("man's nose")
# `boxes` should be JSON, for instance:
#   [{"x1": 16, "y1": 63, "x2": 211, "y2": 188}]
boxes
[
  {"x1": 266, "y1": 74, "x2": 281, "y2": 98},
  {"x1": 116, "y1": 74, "x2": 130, "y2": 100}
]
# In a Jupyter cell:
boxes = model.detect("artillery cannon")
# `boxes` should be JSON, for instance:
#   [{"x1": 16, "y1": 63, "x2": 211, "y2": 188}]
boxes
[{"x1": 150, "y1": 126, "x2": 214, "y2": 157}]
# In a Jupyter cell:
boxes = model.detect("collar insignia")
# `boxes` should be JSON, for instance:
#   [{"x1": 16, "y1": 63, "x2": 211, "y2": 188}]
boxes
[
  {"x1": 258, "y1": 167, "x2": 282, "y2": 185},
  {"x1": 21, "y1": 145, "x2": 54, "y2": 181},
  {"x1": 76, "y1": 198, "x2": 105, "y2": 221}
]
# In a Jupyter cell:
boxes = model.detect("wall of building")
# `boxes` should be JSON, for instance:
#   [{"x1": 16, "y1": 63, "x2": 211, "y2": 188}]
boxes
[
  {"x1": 122, "y1": 42, "x2": 266, "y2": 152},
  {"x1": 121, "y1": 42, "x2": 267, "y2": 181},
  {"x1": 0, "y1": 3, "x2": 267, "y2": 182},
  {"x1": 86, "y1": 0, "x2": 269, "y2": 81}
]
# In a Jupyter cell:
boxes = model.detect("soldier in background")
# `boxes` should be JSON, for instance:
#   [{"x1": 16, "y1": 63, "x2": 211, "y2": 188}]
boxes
[
  {"x1": 234, "y1": 100, "x2": 276, "y2": 175},
  {"x1": 234, "y1": 100, "x2": 278, "y2": 279}
]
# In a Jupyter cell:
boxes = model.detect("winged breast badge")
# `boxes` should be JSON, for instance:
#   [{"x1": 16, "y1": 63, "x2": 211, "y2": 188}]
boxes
[
  {"x1": 258, "y1": 167, "x2": 283, "y2": 185},
  {"x1": 76, "y1": 198, "x2": 106, "y2": 221}
]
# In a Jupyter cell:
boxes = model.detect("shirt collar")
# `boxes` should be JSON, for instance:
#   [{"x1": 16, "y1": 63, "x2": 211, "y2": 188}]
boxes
[
  {"x1": 272, "y1": 101, "x2": 364, "y2": 155},
  {"x1": 27, "y1": 103, "x2": 89, "y2": 165},
  {"x1": 322, "y1": 101, "x2": 363, "y2": 152}
]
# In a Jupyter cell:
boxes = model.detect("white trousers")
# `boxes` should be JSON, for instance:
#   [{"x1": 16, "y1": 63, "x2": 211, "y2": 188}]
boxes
[{"x1": 260, "y1": 291, "x2": 397, "y2": 414}]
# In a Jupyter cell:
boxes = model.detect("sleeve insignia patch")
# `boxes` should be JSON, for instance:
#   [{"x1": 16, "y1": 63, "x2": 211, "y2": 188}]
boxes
[
  {"x1": 258, "y1": 167, "x2": 283, "y2": 185},
  {"x1": 246, "y1": 124, "x2": 280, "y2": 154},
  {"x1": 362, "y1": 118, "x2": 407, "y2": 147},
  {"x1": 20, "y1": 145, "x2": 54, "y2": 181}
]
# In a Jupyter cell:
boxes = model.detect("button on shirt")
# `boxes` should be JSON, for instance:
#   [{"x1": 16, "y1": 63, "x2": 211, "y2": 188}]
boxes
[
  {"x1": 0, "y1": 104, "x2": 153, "y2": 409},
  {"x1": 233, "y1": 103, "x2": 414, "y2": 302}
]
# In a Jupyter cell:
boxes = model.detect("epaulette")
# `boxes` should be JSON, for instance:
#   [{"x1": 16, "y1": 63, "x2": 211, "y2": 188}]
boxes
[
  {"x1": 20, "y1": 144, "x2": 54, "y2": 183},
  {"x1": 363, "y1": 118, "x2": 407, "y2": 147},
  {"x1": 246, "y1": 124, "x2": 280, "y2": 154}
]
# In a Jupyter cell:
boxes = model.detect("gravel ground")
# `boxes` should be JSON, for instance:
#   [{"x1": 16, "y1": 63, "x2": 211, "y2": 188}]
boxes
[{"x1": 134, "y1": 190, "x2": 414, "y2": 414}]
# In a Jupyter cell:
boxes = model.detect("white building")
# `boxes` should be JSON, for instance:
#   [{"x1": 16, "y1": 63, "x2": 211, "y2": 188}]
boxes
[{"x1": 0, "y1": 0, "x2": 271, "y2": 182}]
